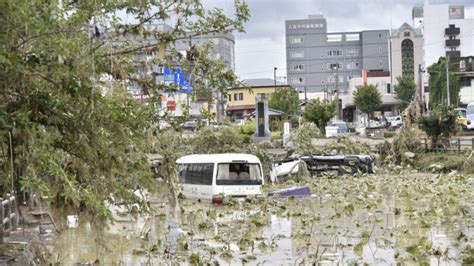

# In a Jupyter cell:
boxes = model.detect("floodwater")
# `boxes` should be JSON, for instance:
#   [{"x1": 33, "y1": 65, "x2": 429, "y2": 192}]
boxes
[{"x1": 49, "y1": 173, "x2": 474, "y2": 265}]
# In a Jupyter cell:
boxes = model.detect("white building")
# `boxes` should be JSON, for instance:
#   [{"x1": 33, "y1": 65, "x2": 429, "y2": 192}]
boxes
[
  {"x1": 341, "y1": 70, "x2": 399, "y2": 124},
  {"x1": 416, "y1": 1, "x2": 474, "y2": 88}
]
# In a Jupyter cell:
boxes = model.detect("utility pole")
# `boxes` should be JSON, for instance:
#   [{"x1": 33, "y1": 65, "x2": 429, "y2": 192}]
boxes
[
  {"x1": 446, "y1": 55, "x2": 450, "y2": 106},
  {"x1": 304, "y1": 86, "x2": 307, "y2": 102},
  {"x1": 417, "y1": 64, "x2": 424, "y2": 113},
  {"x1": 333, "y1": 64, "x2": 340, "y2": 120},
  {"x1": 273, "y1": 67, "x2": 277, "y2": 87}
]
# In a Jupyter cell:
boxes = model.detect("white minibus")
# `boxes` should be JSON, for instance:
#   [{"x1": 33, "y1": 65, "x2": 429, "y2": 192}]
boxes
[{"x1": 176, "y1": 153, "x2": 264, "y2": 203}]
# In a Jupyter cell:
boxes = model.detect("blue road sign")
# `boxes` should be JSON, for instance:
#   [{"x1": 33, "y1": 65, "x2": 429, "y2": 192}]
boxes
[{"x1": 164, "y1": 67, "x2": 192, "y2": 93}]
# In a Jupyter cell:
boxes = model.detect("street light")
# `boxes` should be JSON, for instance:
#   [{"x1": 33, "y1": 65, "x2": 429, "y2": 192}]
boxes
[{"x1": 273, "y1": 67, "x2": 277, "y2": 87}]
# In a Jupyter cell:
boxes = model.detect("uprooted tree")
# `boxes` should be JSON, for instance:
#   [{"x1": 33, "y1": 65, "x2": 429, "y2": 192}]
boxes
[{"x1": 0, "y1": 0, "x2": 250, "y2": 220}]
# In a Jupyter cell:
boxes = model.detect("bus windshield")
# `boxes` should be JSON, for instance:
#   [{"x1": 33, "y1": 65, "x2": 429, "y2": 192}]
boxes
[{"x1": 216, "y1": 162, "x2": 262, "y2": 185}]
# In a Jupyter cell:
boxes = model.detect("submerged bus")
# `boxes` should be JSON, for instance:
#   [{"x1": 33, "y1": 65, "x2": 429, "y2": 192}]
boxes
[{"x1": 176, "y1": 153, "x2": 264, "y2": 203}]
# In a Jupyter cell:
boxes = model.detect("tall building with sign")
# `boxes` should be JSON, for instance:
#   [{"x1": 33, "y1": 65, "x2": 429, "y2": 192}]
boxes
[
  {"x1": 285, "y1": 14, "x2": 389, "y2": 94},
  {"x1": 415, "y1": 1, "x2": 474, "y2": 89}
]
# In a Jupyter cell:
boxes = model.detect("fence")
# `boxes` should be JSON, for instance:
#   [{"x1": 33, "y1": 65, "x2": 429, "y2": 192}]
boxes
[
  {"x1": 0, "y1": 193, "x2": 19, "y2": 243},
  {"x1": 421, "y1": 138, "x2": 474, "y2": 153}
]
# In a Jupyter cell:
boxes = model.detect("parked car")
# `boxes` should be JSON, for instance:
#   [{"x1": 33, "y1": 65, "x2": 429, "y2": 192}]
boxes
[
  {"x1": 388, "y1": 116, "x2": 403, "y2": 128},
  {"x1": 180, "y1": 121, "x2": 197, "y2": 131},
  {"x1": 454, "y1": 108, "x2": 469, "y2": 130},
  {"x1": 329, "y1": 120, "x2": 348, "y2": 134}
]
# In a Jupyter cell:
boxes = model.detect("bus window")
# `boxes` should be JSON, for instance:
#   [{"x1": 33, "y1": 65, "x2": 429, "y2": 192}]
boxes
[
  {"x1": 216, "y1": 163, "x2": 262, "y2": 185},
  {"x1": 180, "y1": 163, "x2": 214, "y2": 185},
  {"x1": 201, "y1": 163, "x2": 214, "y2": 185}
]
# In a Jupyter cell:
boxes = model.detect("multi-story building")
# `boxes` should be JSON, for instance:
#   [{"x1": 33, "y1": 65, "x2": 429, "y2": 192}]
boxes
[
  {"x1": 285, "y1": 14, "x2": 389, "y2": 95},
  {"x1": 342, "y1": 70, "x2": 399, "y2": 123},
  {"x1": 414, "y1": 2, "x2": 474, "y2": 87},
  {"x1": 114, "y1": 24, "x2": 235, "y2": 117},
  {"x1": 226, "y1": 79, "x2": 289, "y2": 118}
]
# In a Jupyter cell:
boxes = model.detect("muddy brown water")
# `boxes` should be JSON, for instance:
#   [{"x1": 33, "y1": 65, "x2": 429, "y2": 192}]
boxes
[{"x1": 49, "y1": 173, "x2": 474, "y2": 265}]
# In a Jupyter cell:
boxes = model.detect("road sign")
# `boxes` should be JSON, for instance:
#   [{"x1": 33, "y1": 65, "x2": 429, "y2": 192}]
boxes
[{"x1": 164, "y1": 67, "x2": 193, "y2": 92}]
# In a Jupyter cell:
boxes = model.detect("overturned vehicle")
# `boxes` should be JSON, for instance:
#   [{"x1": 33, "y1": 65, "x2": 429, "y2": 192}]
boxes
[{"x1": 271, "y1": 154, "x2": 375, "y2": 182}]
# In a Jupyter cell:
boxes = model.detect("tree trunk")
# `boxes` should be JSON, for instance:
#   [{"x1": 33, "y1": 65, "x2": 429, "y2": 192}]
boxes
[{"x1": 367, "y1": 113, "x2": 371, "y2": 128}]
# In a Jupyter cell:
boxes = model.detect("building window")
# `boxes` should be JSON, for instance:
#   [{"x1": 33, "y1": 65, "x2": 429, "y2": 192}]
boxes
[
  {"x1": 289, "y1": 36, "x2": 304, "y2": 44},
  {"x1": 327, "y1": 34, "x2": 342, "y2": 42},
  {"x1": 290, "y1": 76, "x2": 305, "y2": 84},
  {"x1": 290, "y1": 50, "x2": 304, "y2": 58},
  {"x1": 379, "y1": 60, "x2": 383, "y2": 67},
  {"x1": 327, "y1": 63, "x2": 343, "y2": 70},
  {"x1": 346, "y1": 33, "x2": 360, "y2": 41},
  {"x1": 379, "y1": 33, "x2": 382, "y2": 38},
  {"x1": 346, "y1": 61, "x2": 359, "y2": 70},
  {"x1": 291, "y1": 64, "x2": 305, "y2": 71},
  {"x1": 386, "y1": 83, "x2": 391, "y2": 94},
  {"x1": 378, "y1": 47, "x2": 383, "y2": 54},
  {"x1": 327, "y1": 50, "x2": 343, "y2": 57},
  {"x1": 238, "y1": 93, "x2": 243, "y2": 100},
  {"x1": 401, "y1": 39, "x2": 414, "y2": 77},
  {"x1": 234, "y1": 93, "x2": 238, "y2": 101},
  {"x1": 346, "y1": 48, "x2": 359, "y2": 57},
  {"x1": 404, "y1": 31, "x2": 410, "y2": 37},
  {"x1": 228, "y1": 94, "x2": 232, "y2": 102}
]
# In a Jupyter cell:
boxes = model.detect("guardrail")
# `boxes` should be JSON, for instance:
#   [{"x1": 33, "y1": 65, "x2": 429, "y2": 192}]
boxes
[
  {"x1": 0, "y1": 193, "x2": 19, "y2": 243},
  {"x1": 421, "y1": 138, "x2": 474, "y2": 153}
]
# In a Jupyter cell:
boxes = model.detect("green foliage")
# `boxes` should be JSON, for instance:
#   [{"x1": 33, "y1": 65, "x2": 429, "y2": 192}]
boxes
[
  {"x1": 302, "y1": 99, "x2": 335, "y2": 134},
  {"x1": 353, "y1": 84, "x2": 382, "y2": 126},
  {"x1": 394, "y1": 76, "x2": 416, "y2": 112},
  {"x1": 0, "y1": 0, "x2": 250, "y2": 220},
  {"x1": 239, "y1": 119, "x2": 256, "y2": 136},
  {"x1": 190, "y1": 127, "x2": 243, "y2": 154},
  {"x1": 288, "y1": 123, "x2": 321, "y2": 154},
  {"x1": 417, "y1": 106, "x2": 457, "y2": 147},
  {"x1": 427, "y1": 57, "x2": 460, "y2": 109},
  {"x1": 268, "y1": 87, "x2": 299, "y2": 117},
  {"x1": 380, "y1": 126, "x2": 424, "y2": 166},
  {"x1": 415, "y1": 153, "x2": 474, "y2": 173}
]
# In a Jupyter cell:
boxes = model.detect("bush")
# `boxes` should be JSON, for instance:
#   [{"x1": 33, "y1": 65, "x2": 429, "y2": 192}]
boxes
[
  {"x1": 190, "y1": 126, "x2": 243, "y2": 154},
  {"x1": 414, "y1": 153, "x2": 473, "y2": 173},
  {"x1": 288, "y1": 123, "x2": 321, "y2": 154},
  {"x1": 418, "y1": 107, "x2": 457, "y2": 149},
  {"x1": 383, "y1": 131, "x2": 396, "y2": 138},
  {"x1": 239, "y1": 119, "x2": 256, "y2": 136}
]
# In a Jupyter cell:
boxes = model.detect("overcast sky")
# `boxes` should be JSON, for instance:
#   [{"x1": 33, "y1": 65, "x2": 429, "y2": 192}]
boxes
[{"x1": 203, "y1": 0, "x2": 474, "y2": 82}]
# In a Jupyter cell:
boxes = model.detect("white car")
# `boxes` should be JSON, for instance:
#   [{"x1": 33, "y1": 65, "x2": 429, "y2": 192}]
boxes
[{"x1": 388, "y1": 116, "x2": 403, "y2": 128}]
